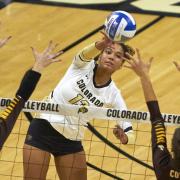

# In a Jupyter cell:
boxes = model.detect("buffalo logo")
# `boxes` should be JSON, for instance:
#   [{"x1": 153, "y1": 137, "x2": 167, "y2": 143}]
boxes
[
  {"x1": 78, "y1": 107, "x2": 88, "y2": 114},
  {"x1": 158, "y1": 145, "x2": 165, "y2": 151}
]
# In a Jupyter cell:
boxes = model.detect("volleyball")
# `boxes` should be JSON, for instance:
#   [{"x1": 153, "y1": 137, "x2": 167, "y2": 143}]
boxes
[{"x1": 104, "y1": 11, "x2": 136, "y2": 42}]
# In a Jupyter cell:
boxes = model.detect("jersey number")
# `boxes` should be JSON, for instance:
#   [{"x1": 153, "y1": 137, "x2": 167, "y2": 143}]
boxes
[{"x1": 69, "y1": 94, "x2": 89, "y2": 106}]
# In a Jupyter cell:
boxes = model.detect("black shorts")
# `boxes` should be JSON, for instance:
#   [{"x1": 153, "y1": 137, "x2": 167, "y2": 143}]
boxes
[{"x1": 25, "y1": 118, "x2": 84, "y2": 157}]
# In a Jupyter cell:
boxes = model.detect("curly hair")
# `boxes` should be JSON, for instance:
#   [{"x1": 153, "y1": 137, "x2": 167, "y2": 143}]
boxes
[
  {"x1": 120, "y1": 43, "x2": 135, "y2": 58},
  {"x1": 94, "y1": 42, "x2": 135, "y2": 61}
]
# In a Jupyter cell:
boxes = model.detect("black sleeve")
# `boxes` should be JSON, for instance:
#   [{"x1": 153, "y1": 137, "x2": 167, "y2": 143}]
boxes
[
  {"x1": 0, "y1": 69, "x2": 41, "y2": 150},
  {"x1": 146, "y1": 101, "x2": 166, "y2": 146},
  {"x1": 16, "y1": 69, "x2": 41, "y2": 101},
  {"x1": 146, "y1": 101, "x2": 162, "y2": 122},
  {"x1": 147, "y1": 101, "x2": 171, "y2": 179},
  {"x1": 0, "y1": 96, "x2": 25, "y2": 149}
]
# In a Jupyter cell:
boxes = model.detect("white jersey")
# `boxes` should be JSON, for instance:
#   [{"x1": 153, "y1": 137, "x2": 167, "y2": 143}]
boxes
[{"x1": 39, "y1": 52, "x2": 132, "y2": 141}]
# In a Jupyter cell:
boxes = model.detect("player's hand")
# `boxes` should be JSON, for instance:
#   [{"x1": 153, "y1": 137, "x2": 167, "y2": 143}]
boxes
[
  {"x1": 95, "y1": 30, "x2": 113, "y2": 51},
  {"x1": 32, "y1": 41, "x2": 63, "y2": 72},
  {"x1": 123, "y1": 48, "x2": 153, "y2": 78},
  {"x1": 0, "y1": 36, "x2": 11, "y2": 48},
  {"x1": 113, "y1": 125, "x2": 128, "y2": 144},
  {"x1": 173, "y1": 61, "x2": 180, "y2": 71}
]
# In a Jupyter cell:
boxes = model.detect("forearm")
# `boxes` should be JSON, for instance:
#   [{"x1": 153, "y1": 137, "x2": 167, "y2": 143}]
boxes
[
  {"x1": 147, "y1": 101, "x2": 166, "y2": 147},
  {"x1": 140, "y1": 74, "x2": 157, "y2": 102},
  {"x1": 80, "y1": 43, "x2": 101, "y2": 61},
  {"x1": 141, "y1": 75, "x2": 166, "y2": 145},
  {"x1": 16, "y1": 69, "x2": 41, "y2": 101},
  {"x1": 0, "y1": 69, "x2": 41, "y2": 149},
  {"x1": 0, "y1": 96, "x2": 25, "y2": 149},
  {"x1": 146, "y1": 101, "x2": 162, "y2": 122}
]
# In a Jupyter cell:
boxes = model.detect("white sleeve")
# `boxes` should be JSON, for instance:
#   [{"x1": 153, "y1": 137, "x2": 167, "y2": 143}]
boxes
[
  {"x1": 113, "y1": 91, "x2": 135, "y2": 144},
  {"x1": 72, "y1": 52, "x2": 92, "y2": 69},
  {"x1": 72, "y1": 43, "x2": 101, "y2": 69}
]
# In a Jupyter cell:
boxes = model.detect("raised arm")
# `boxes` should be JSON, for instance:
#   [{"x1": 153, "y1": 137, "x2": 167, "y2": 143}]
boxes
[
  {"x1": 123, "y1": 49, "x2": 173, "y2": 178},
  {"x1": 0, "y1": 41, "x2": 63, "y2": 149},
  {"x1": 16, "y1": 41, "x2": 63, "y2": 101},
  {"x1": 73, "y1": 32, "x2": 113, "y2": 68}
]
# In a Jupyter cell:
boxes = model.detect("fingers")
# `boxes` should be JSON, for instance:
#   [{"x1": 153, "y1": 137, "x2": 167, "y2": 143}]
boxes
[
  {"x1": 32, "y1": 41, "x2": 62, "y2": 58},
  {"x1": 125, "y1": 52, "x2": 135, "y2": 61},
  {"x1": 123, "y1": 65, "x2": 132, "y2": 69},
  {"x1": 173, "y1": 61, "x2": 180, "y2": 71},
  {"x1": 3, "y1": 36, "x2": 12, "y2": 43},
  {"x1": 99, "y1": 30, "x2": 113, "y2": 44},
  {"x1": 173, "y1": 61, "x2": 178, "y2": 66},
  {"x1": 122, "y1": 56, "x2": 136, "y2": 70},
  {"x1": 149, "y1": 57, "x2": 153, "y2": 64},
  {"x1": 31, "y1": 46, "x2": 37, "y2": 55},
  {"x1": 113, "y1": 125, "x2": 123, "y2": 139},
  {"x1": 43, "y1": 40, "x2": 53, "y2": 55},
  {"x1": 31, "y1": 41, "x2": 63, "y2": 67},
  {"x1": 113, "y1": 128, "x2": 118, "y2": 135},
  {"x1": 52, "y1": 50, "x2": 63, "y2": 59},
  {"x1": 136, "y1": 48, "x2": 141, "y2": 60},
  {"x1": 43, "y1": 40, "x2": 59, "y2": 55},
  {"x1": 46, "y1": 50, "x2": 63, "y2": 62},
  {"x1": 99, "y1": 30, "x2": 106, "y2": 36},
  {"x1": 6, "y1": 36, "x2": 12, "y2": 41},
  {"x1": 31, "y1": 47, "x2": 38, "y2": 61},
  {"x1": 148, "y1": 57, "x2": 153, "y2": 67},
  {"x1": 0, "y1": 36, "x2": 12, "y2": 47},
  {"x1": 50, "y1": 59, "x2": 61, "y2": 63}
]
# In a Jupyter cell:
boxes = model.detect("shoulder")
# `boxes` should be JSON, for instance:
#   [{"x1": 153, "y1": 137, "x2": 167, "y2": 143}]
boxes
[
  {"x1": 72, "y1": 59, "x2": 96, "y2": 70},
  {"x1": 108, "y1": 81, "x2": 122, "y2": 95}
]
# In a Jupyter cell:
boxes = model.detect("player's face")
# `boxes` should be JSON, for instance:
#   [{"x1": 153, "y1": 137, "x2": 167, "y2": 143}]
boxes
[{"x1": 99, "y1": 43, "x2": 124, "y2": 74}]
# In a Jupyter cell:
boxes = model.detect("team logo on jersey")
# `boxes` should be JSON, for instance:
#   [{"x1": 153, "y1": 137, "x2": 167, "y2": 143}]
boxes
[
  {"x1": 78, "y1": 106, "x2": 88, "y2": 114},
  {"x1": 158, "y1": 145, "x2": 165, "y2": 151}
]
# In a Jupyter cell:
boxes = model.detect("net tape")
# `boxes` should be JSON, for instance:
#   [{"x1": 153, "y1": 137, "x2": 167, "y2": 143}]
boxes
[{"x1": 0, "y1": 97, "x2": 179, "y2": 125}]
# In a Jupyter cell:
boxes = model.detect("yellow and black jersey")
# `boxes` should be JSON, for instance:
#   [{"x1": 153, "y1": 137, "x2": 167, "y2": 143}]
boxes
[
  {"x1": 147, "y1": 101, "x2": 180, "y2": 180},
  {"x1": 0, "y1": 69, "x2": 41, "y2": 149}
]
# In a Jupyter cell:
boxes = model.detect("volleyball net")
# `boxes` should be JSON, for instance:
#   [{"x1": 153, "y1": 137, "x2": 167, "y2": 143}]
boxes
[
  {"x1": 0, "y1": 97, "x2": 179, "y2": 179},
  {"x1": 0, "y1": 98, "x2": 179, "y2": 125}
]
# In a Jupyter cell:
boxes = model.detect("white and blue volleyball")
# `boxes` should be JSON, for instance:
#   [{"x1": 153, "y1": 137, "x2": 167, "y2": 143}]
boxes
[{"x1": 104, "y1": 11, "x2": 136, "y2": 42}]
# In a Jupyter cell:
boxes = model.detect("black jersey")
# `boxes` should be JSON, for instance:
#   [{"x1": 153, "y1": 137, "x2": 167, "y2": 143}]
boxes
[
  {"x1": 147, "y1": 101, "x2": 180, "y2": 180},
  {"x1": 0, "y1": 70, "x2": 41, "y2": 149}
]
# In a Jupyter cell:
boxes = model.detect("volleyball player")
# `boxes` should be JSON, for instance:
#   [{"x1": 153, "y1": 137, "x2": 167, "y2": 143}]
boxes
[
  {"x1": 23, "y1": 33, "x2": 135, "y2": 180},
  {"x1": 124, "y1": 49, "x2": 180, "y2": 180},
  {"x1": 0, "y1": 41, "x2": 63, "y2": 150}
]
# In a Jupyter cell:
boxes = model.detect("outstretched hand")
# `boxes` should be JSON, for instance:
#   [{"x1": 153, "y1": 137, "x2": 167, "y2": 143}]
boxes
[
  {"x1": 113, "y1": 125, "x2": 128, "y2": 144},
  {"x1": 173, "y1": 61, "x2": 180, "y2": 71},
  {"x1": 0, "y1": 36, "x2": 11, "y2": 48},
  {"x1": 95, "y1": 30, "x2": 113, "y2": 51},
  {"x1": 123, "y1": 48, "x2": 153, "y2": 78},
  {"x1": 32, "y1": 41, "x2": 63, "y2": 72}
]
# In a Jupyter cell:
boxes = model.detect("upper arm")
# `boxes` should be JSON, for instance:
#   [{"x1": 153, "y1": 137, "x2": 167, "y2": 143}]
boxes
[
  {"x1": 72, "y1": 43, "x2": 101, "y2": 69},
  {"x1": 72, "y1": 52, "x2": 92, "y2": 69}
]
